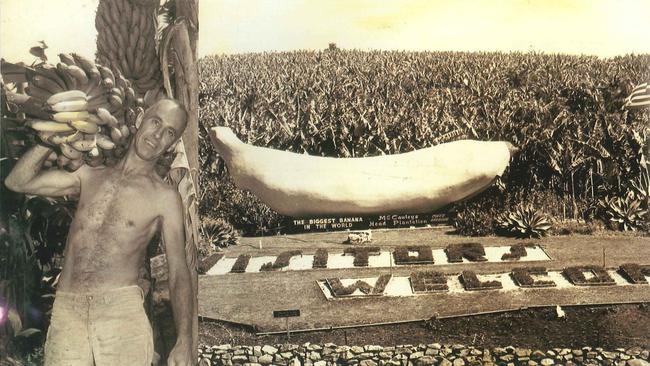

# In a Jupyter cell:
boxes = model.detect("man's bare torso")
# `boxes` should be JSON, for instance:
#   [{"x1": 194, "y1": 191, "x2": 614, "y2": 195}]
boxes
[{"x1": 59, "y1": 165, "x2": 169, "y2": 292}]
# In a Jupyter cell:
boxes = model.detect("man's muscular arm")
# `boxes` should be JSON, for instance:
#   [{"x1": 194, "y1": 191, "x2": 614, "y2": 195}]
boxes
[
  {"x1": 161, "y1": 188, "x2": 193, "y2": 366},
  {"x1": 5, "y1": 145, "x2": 82, "y2": 196}
]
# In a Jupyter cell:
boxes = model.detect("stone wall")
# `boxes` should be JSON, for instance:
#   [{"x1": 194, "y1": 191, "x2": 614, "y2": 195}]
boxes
[{"x1": 199, "y1": 343, "x2": 650, "y2": 366}]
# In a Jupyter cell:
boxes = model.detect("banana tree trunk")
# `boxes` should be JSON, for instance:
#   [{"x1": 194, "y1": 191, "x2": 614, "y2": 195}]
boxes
[
  {"x1": 175, "y1": 0, "x2": 199, "y2": 190},
  {"x1": 164, "y1": 0, "x2": 200, "y2": 361},
  {"x1": 176, "y1": 0, "x2": 199, "y2": 58}
]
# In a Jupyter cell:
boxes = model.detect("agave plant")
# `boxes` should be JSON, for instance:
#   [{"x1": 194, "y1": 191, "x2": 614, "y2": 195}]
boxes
[
  {"x1": 201, "y1": 217, "x2": 239, "y2": 252},
  {"x1": 630, "y1": 162, "x2": 649, "y2": 207},
  {"x1": 598, "y1": 194, "x2": 648, "y2": 231},
  {"x1": 496, "y1": 205, "x2": 552, "y2": 238}
]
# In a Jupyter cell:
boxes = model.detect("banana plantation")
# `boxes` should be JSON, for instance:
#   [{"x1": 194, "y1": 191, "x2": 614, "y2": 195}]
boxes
[{"x1": 198, "y1": 50, "x2": 650, "y2": 238}]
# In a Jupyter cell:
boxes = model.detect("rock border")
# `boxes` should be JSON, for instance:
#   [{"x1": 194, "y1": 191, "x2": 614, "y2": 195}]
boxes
[{"x1": 198, "y1": 343, "x2": 650, "y2": 366}]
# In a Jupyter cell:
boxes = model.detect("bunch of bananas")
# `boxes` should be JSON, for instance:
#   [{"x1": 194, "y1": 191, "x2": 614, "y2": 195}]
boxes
[
  {"x1": 95, "y1": 0, "x2": 160, "y2": 95},
  {"x1": 16, "y1": 53, "x2": 146, "y2": 171}
]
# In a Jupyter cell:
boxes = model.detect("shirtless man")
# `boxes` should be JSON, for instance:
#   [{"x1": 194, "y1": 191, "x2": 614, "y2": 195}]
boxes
[{"x1": 5, "y1": 99, "x2": 193, "y2": 366}]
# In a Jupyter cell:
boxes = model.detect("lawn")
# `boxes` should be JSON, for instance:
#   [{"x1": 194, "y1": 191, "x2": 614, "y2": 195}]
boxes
[
  {"x1": 198, "y1": 228, "x2": 650, "y2": 332},
  {"x1": 199, "y1": 303, "x2": 650, "y2": 348}
]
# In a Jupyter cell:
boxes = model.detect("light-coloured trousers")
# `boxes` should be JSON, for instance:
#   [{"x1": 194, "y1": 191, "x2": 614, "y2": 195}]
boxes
[{"x1": 44, "y1": 286, "x2": 153, "y2": 366}]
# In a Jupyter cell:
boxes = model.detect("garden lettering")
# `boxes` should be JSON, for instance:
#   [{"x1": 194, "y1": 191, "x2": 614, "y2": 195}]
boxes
[
  {"x1": 445, "y1": 243, "x2": 488, "y2": 262},
  {"x1": 207, "y1": 243, "x2": 650, "y2": 299},
  {"x1": 343, "y1": 247, "x2": 381, "y2": 267},
  {"x1": 393, "y1": 246, "x2": 434, "y2": 265},
  {"x1": 326, "y1": 275, "x2": 392, "y2": 296},
  {"x1": 260, "y1": 250, "x2": 302, "y2": 271},
  {"x1": 322, "y1": 264, "x2": 650, "y2": 299},
  {"x1": 211, "y1": 243, "x2": 552, "y2": 275}
]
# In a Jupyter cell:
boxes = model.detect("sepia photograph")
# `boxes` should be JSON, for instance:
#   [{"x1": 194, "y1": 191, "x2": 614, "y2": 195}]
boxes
[
  {"x1": 1, "y1": 0, "x2": 199, "y2": 365},
  {"x1": 196, "y1": 1, "x2": 649, "y2": 365},
  {"x1": 0, "y1": 0, "x2": 649, "y2": 365}
]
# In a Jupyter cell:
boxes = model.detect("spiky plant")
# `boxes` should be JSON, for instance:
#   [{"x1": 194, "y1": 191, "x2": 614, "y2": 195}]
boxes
[
  {"x1": 201, "y1": 217, "x2": 239, "y2": 251},
  {"x1": 598, "y1": 194, "x2": 648, "y2": 231},
  {"x1": 630, "y1": 162, "x2": 649, "y2": 207},
  {"x1": 496, "y1": 205, "x2": 552, "y2": 238}
]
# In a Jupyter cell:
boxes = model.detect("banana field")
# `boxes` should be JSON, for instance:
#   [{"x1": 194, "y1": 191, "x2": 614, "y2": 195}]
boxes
[{"x1": 198, "y1": 50, "x2": 650, "y2": 237}]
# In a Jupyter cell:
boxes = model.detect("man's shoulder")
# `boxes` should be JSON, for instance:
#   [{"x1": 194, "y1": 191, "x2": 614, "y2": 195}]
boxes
[
  {"x1": 78, "y1": 164, "x2": 111, "y2": 180},
  {"x1": 151, "y1": 180, "x2": 182, "y2": 208},
  {"x1": 149, "y1": 175, "x2": 176, "y2": 193}
]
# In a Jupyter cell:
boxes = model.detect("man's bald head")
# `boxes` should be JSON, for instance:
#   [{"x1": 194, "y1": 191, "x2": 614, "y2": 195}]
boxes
[
  {"x1": 133, "y1": 98, "x2": 189, "y2": 161},
  {"x1": 143, "y1": 98, "x2": 189, "y2": 139}
]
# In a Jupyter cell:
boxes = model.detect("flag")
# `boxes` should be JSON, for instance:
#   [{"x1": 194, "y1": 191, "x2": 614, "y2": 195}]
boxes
[{"x1": 623, "y1": 82, "x2": 650, "y2": 110}]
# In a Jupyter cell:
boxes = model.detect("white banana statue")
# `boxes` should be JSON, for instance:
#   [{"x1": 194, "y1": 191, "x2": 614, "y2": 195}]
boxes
[{"x1": 209, "y1": 127, "x2": 515, "y2": 217}]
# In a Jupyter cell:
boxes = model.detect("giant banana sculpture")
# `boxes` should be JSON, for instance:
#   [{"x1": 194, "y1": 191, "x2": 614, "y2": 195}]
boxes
[{"x1": 210, "y1": 127, "x2": 516, "y2": 217}]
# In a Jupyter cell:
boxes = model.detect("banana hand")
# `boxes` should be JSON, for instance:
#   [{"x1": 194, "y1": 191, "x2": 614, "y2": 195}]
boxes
[
  {"x1": 47, "y1": 90, "x2": 87, "y2": 106},
  {"x1": 27, "y1": 120, "x2": 75, "y2": 133},
  {"x1": 70, "y1": 120, "x2": 99, "y2": 134},
  {"x1": 52, "y1": 111, "x2": 90, "y2": 123},
  {"x1": 49, "y1": 131, "x2": 83, "y2": 145},
  {"x1": 97, "y1": 108, "x2": 119, "y2": 127},
  {"x1": 51, "y1": 100, "x2": 88, "y2": 112},
  {"x1": 60, "y1": 143, "x2": 83, "y2": 160}
]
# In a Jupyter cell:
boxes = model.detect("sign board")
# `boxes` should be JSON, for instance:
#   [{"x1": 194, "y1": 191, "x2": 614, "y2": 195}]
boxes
[
  {"x1": 273, "y1": 309, "x2": 300, "y2": 318},
  {"x1": 284, "y1": 212, "x2": 449, "y2": 233}
]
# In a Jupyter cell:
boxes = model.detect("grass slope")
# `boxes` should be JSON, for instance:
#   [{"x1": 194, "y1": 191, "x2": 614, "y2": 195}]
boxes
[{"x1": 199, "y1": 229, "x2": 650, "y2": 332}]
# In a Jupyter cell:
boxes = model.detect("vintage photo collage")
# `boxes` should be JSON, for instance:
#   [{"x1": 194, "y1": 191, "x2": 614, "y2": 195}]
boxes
[{"x1": 1, "y1": 1, "x2": 649, "y2": 365}]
